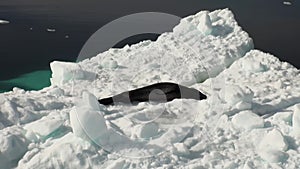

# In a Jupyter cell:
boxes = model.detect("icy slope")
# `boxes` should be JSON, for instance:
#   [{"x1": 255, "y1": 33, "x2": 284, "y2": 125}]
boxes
[
  {"x1": 50, "y1": 9, "x2": 253, "y2": 97},
  {"x1": 1, "y1": 8, "x2": 300, "y2": 169}
]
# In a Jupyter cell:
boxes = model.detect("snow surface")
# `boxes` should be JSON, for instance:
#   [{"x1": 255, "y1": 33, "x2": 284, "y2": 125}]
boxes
[{"x1": 1, "y1": 8, "x2": 300, "y2": 168}]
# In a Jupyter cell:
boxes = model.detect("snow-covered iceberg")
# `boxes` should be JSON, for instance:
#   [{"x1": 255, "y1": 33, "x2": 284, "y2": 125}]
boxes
[{"x1": 1, "y1": 8, "x2": 300, "y2": 169}]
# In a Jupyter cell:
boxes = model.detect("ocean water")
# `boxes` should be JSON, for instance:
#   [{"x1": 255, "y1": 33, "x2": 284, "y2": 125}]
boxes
[
  {"x1": 0, "y1": 33, "x2": 159, "y2": 93},
  {"x1": 0, "y1": 70, "x2": 51, "y2": 93},
  {"x1": 0, "y1": 0, "x2": 299, "y2": 93}
]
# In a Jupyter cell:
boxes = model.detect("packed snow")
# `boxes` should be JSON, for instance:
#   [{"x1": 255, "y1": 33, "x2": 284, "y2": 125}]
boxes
[{"x1": 1, "y1": 8, "x2": 300, "y2": 168}]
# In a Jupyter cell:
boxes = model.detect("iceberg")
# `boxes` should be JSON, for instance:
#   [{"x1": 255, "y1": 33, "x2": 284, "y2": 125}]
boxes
[{"x1": 1, "y1": 8, "x2": 300, "y2": 168}]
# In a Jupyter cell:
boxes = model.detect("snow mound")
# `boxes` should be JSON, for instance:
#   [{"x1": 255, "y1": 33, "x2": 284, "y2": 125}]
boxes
[
  {"x1": 232, "y1": 110, "x2": 264, "y2": 130},
  {"x1": 0, "y1": 126, "x2": 29, "y2": 169},
  {"x1": 257, "y1": 129, "x2": 288, "y2": 163},
  {"x1": 24, "y1": 114, "x2": 64, "y2": 140},
  {"x1": 70, "y1": 91, "x2": 107, "y2": 141},
  {"x1": 197, "y1": 11, "x2": 213, "y2": 35},
  {"x1": 202, "y1": 49, "x2": 300, "y2": 116},
  {"x1": 1, "y1": 8, "x2": 300, "y2": 168},
  {"x1": 132, "y1": 122, "x2": 159, "y2": 139},
  {"x1": 51, "y1": 8, "x2": 253, "y2": 96},
  {"x1": 222, "y1": 84, "x2": 254, "y2": 107}
]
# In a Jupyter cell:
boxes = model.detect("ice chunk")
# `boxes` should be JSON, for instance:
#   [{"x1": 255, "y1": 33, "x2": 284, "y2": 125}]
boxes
[
  {"x1": 2, "y1": 100, "x2": 21, "y2": 125},
  {"x1": 242, "y1": 160, "x2": 254, "y2": 169},
  {"x1": 0, "y1": 94, "x2": 5, "y2": 104},
  {"x1": 46, "y1": 86, "x2": 65, "y2": 97},
  {"x1": 132, "y1": 122, "x2": 159, "y2": 139},
  {"x1": 79, "y1": 91, "x2": 103, "y2": 111},
  {"x1": 273, "y1": 111, "x2": 292, "y2": 124},
  {"x1": 24, "y1": 130, "x2": 38, "y2": 142},
  {"x1": 24, "y1": 115, "x2": 64, "y2": 139},
  {"x1": 70, "y1": 91, "x2": 107, "y2": 141},
  {"x1": 50, "y1": 61, "x2": 97, "y2": 86},
  {"x1": 235, "y1": 101, "x2": 252, "y2": 110},
  {"x1": 221, "y1": 84, "x2": 254, "y2": 106},
  {"x1": 0, "y1": 122, "x2": 4, "y2": 130},
  {"x1": 106, "y1": 159, "x2": 125, "y2": 169},
  {"x1": 223, "y1": 161, "x2": 238, "y2": 169},
  {"x1": 208, "y1": 49, "x2": 300, "y2": 116},
  {"x1": 197, "y1": 12, "x2": 212, "y2": 35},
  {"x1": 241, "y1": 57, "x2": 266, "y2": 73},
  {"x1": 50, "y1": 61, "x2": 96, "y2": 86},
  {"x1": 232, "y1": 110, "x2": 264, "y2": 130},
  {"x1": 292, "y1": 104, "x2": 300, "y2": 137},
  {"x1": 0, "y1": 127, "x2": 28, "y2": 168},
  {"x1": 172, "y1": 143, "x2": 190, "y2": 156},
  {"x1": 258, "y1": 149, "x2": 288, "y2": 163},
  {"x1": 100, "y1": 58, "x2": 118, "y2": 69},
  {"x1": 43, "y1": 100, "x2": 65, "y2": 110},
  {"x1": 257, "y1": 129, "x2": 288, "y2": 163},
  {"x1": 50, "y1": 61, "x2": 85, "y2": 85},
  {"x1": 258, "y1": 129, "x2": 288, "y2": 151},
  {"x1": 70, "y1": 107, "x2": 108, "y2": 141},
  {"x1": 13, "y1": 87, "x2": 25, "y2": 94},
  {"x1": 17, "y1": 133, "x2": 100, "y2": 169}
]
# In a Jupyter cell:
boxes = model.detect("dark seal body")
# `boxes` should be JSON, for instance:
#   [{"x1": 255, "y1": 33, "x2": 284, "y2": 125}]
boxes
[{"x1": 98, "y1": 82, "x2": 207, "y2": 105}]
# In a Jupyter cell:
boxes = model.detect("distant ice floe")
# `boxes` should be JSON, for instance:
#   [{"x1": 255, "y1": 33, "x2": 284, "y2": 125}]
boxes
[
  {"x1": 46, "y1": 28, "x2": 56, "y2": 32},
  {"x1": 0, "y1": 19, "x2": 10, "y2": 25},
  {"x1": 283, "y1": 1, "x2": 292, "y2": 5}
]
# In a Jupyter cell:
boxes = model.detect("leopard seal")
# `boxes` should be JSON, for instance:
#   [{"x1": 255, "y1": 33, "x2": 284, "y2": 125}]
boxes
[{"x1": 98, "y1": 82, "x2": 207, "y2": 105}]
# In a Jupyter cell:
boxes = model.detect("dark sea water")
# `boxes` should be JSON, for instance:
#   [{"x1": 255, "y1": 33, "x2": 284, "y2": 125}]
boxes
[{"x1": 0, "y1": 0, "x2": 299, "y2": 92}]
